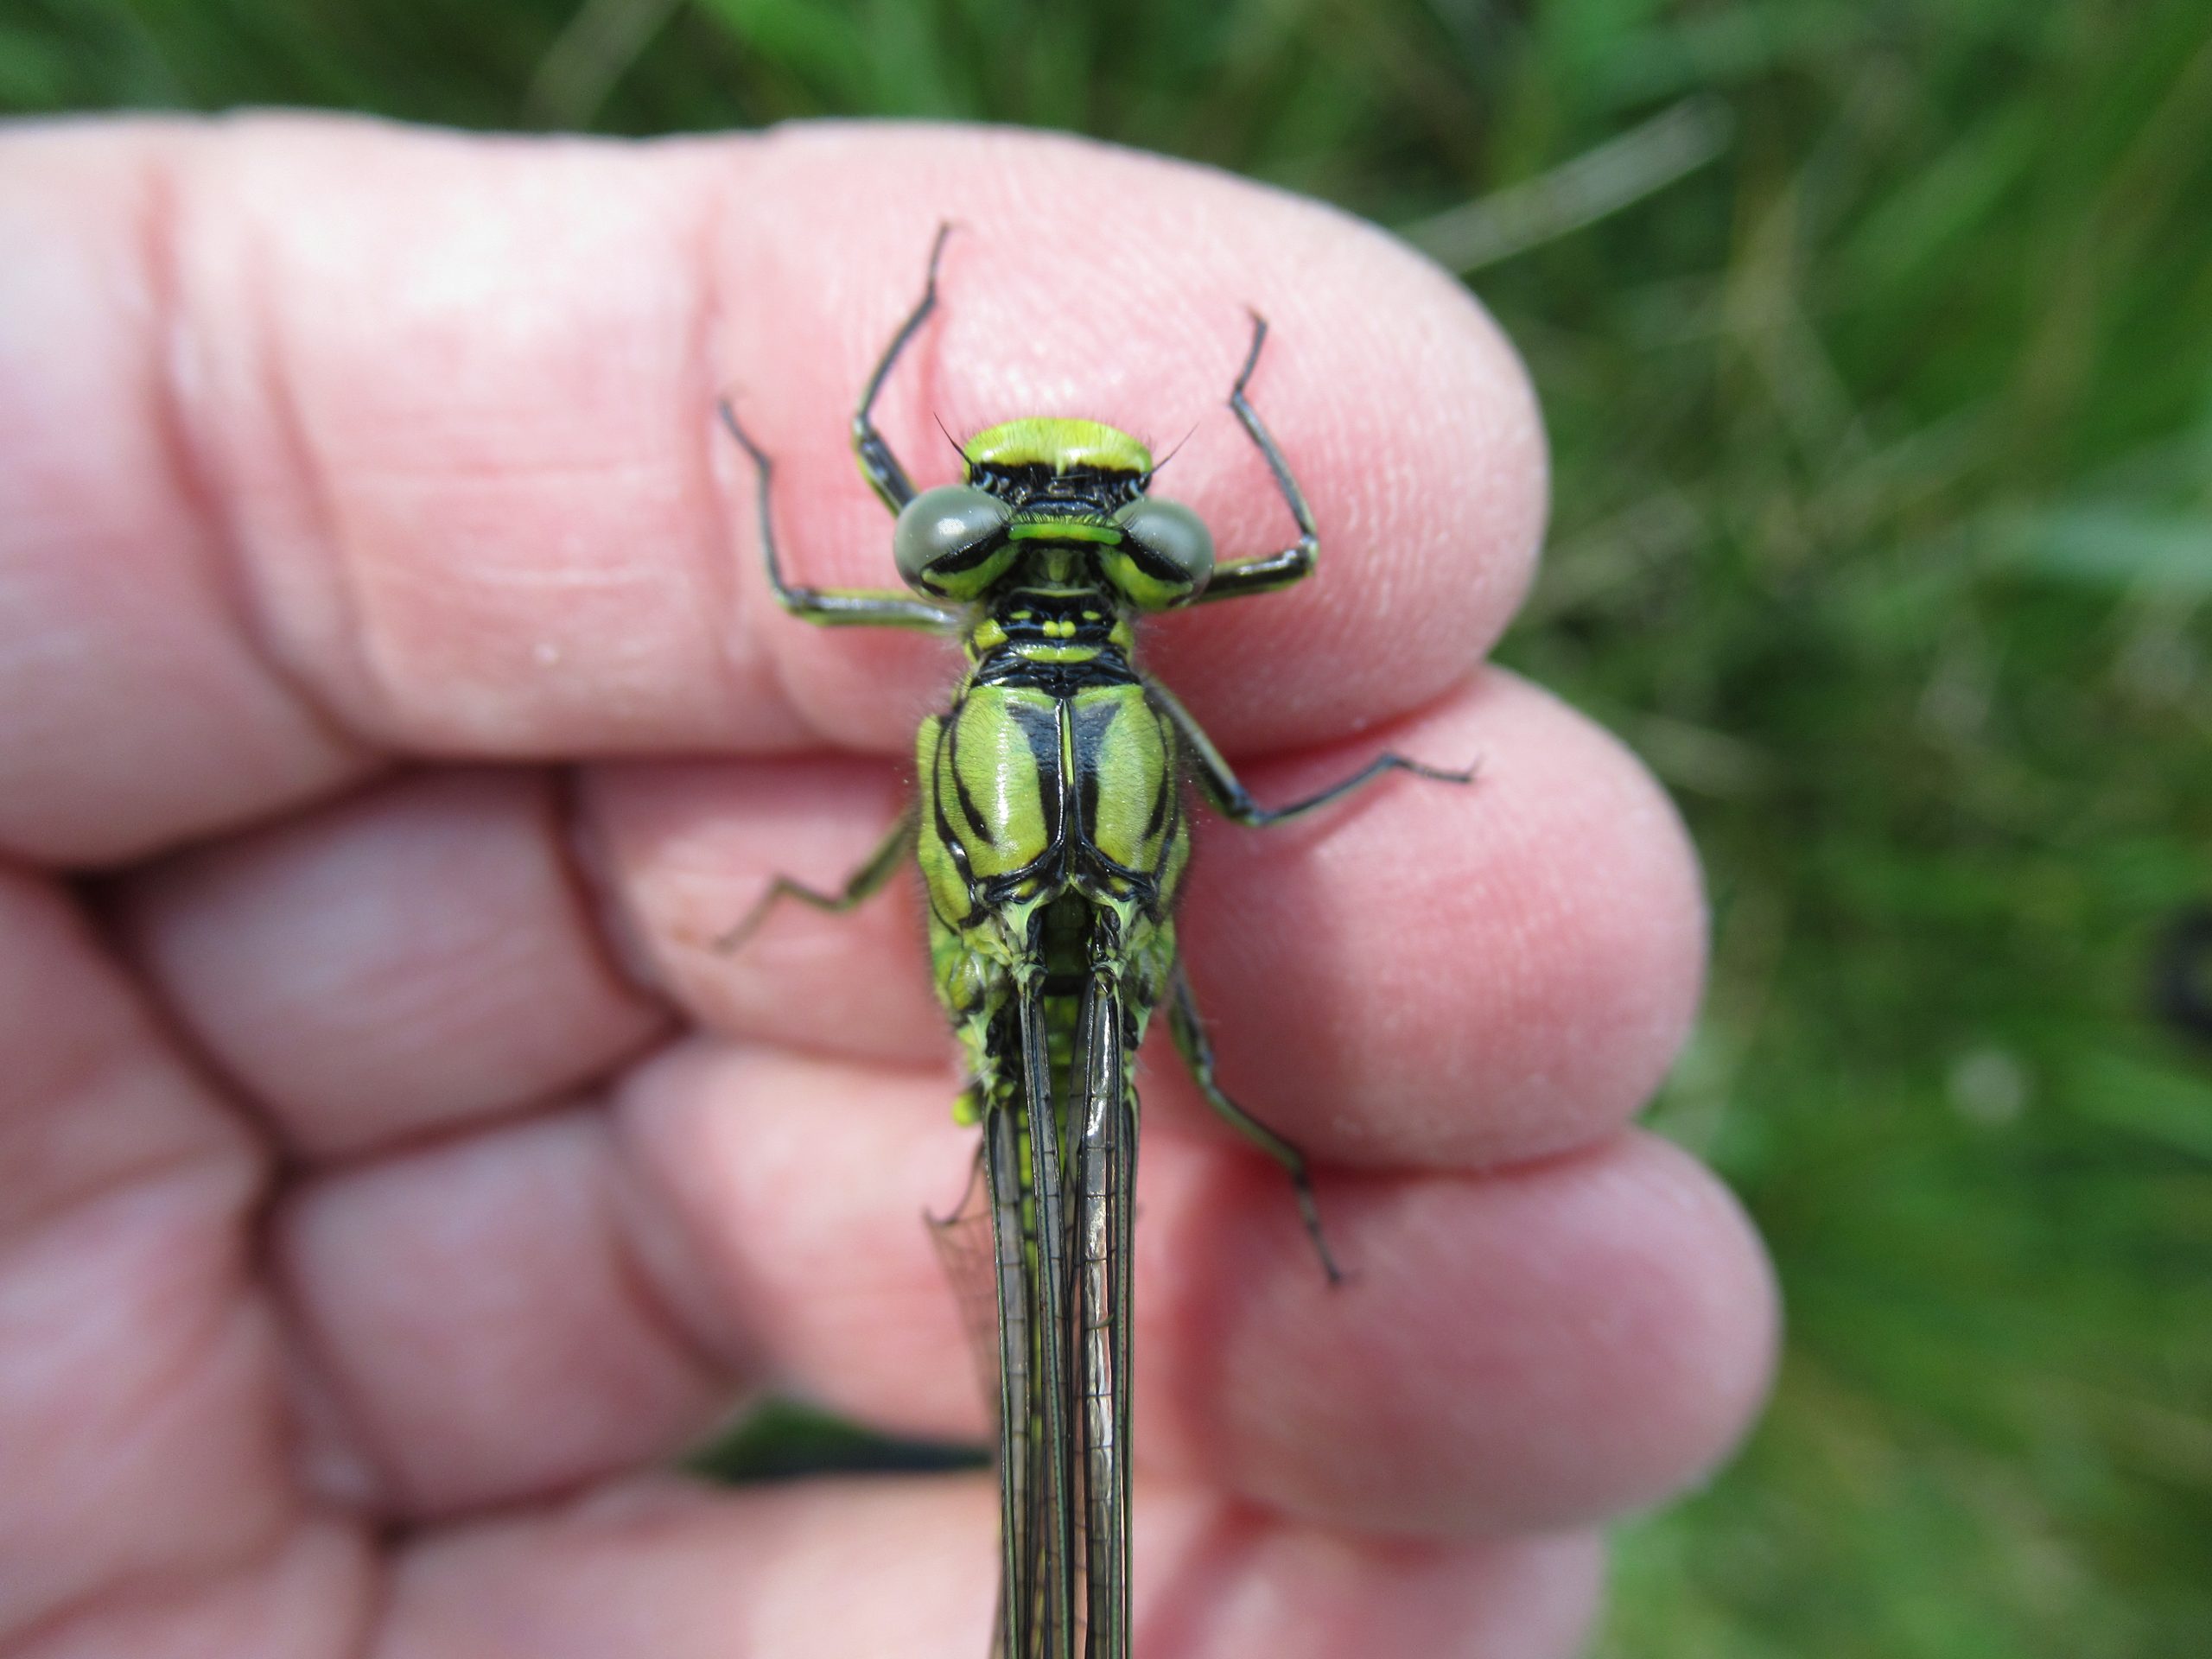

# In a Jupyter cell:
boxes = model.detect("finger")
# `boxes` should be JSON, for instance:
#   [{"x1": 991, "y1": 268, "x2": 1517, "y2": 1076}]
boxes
[
  {"x1": 593, "y1": 669, "x2": 1705, "y2": 1166},
  {"x1": 273, "y1": 1106, "x2": 733, "y2": 1520},
  {"x1": 702, "y1": 126, "x2": 1543, "y2": 760},
  {"x1": 106, "y1": 665, "x2": 1696, "y2": 1173},
  {"x1": 619, "y1": 1043, "x2": 1776, "y2": 1535},
  {"x1": 10, "y1": 1519, "x2": 372, "y2": 1659},
  {"x1": 1174, "y1": 669, "x2": 1706, "y2": 1168},
  {"x1": 273, "y1": 1034, "x2": 1771, "y2": 1533},
  {"x1": 578, "y1": 751, "x2": 950, "y2": 1066},
  {"x1": 0, "y1": 126, "x2": 378, "y2": 868},
  {"x1": 1141, "y1": 1133, "x2": 1777, "y2": 1533},
  {"x1": 114, "y1": 767, "x2": 669, "y2": 1160},
  {"x1": 378, "y1": 1476, "x2": 1602, "y2": 1659},
  {"x1": 2, "y1": 118, "x2": 1542, "y2": 864},
  {"x1": 0, "y1": 872, "x2": 294, "y2": 1640}
]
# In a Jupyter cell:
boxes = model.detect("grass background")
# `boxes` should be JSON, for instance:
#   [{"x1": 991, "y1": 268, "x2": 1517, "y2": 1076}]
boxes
[{"x1": 8, "y1": 0, "x2": 2210, "y2": 1652}]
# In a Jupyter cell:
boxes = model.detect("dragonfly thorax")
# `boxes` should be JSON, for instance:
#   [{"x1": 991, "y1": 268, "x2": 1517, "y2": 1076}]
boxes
[{"x1": 968, "y1": 578, "x2": 1135, "y2": 680}]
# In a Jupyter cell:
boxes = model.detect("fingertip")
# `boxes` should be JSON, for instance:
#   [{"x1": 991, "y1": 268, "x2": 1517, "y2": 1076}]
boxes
[
  {"x1": 4, "y1": 115, "x2": 1549, "y2": 868},
  {"x1": 1177, "y1": 670, "x2": 1708, "y2": 1169},
  {"x1": 382, "y1": 1473, "x2": 1602, "y2": 1659},
  {"x1": 1144, "y1": 1129, "x2": 1777, "y2": 1534},
  {"x1": 717, "y1": 124, "x2": 1549, "y2": 751}
]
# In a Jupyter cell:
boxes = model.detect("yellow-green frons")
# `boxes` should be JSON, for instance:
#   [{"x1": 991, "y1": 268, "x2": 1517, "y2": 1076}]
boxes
[{"x1": 963, "y1": 418, "x2": 1153, "y2": 474}]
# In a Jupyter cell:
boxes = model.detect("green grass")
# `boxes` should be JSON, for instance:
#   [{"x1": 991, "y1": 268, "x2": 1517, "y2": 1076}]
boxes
[{"x1": 10, "y1": 1, "x2": 2211, "y2": 1652}]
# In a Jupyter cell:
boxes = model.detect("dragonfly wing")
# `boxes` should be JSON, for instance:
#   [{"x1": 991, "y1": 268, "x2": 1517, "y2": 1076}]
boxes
[
  {"x1": 1014, "y1": 977, "x2": 1081, "y2": 1659},
  {"x1": 1073, "y1": 972, "x2": 1135, "y2": 1659},
  {"x1": 926, "y1": 1127, "x2": 1032, "y2": 1659},
  {"x1": 930, "y1": 986, "x2": 1083, "y2": 1659},
  {"x1": 988, "y1": 1099, "x2": 1046, "y2": 1659}
]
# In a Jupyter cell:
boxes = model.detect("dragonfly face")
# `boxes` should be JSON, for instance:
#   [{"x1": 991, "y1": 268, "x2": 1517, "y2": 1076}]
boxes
[
  {"x1": 892, "y1": 420, "x2": 1215, "y2": 619},
  {"x1": 715, "y1": 226, "x2": 1475, "y2": 1659}
]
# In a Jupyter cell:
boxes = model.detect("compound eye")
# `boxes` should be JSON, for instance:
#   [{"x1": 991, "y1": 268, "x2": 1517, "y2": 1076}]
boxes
[
  {"x1": 1107, "y1": 497, "x2": 1214, "y2": 607},
  {"x1": 893, "y1": 485, "x2": 1014, "y2": 596}
]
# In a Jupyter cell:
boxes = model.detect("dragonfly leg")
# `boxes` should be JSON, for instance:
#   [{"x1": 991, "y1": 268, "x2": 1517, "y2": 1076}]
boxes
[
  {"x1": 1167, "y1": 959, "x2": 1344, "y2": 1285},
  {"x1": 710, "y1": 806, "x2": 917, "y2": 953},
  {"x1": 1148, "y1": 679, "x2": 1478, "y2": 828},
  {"x1": 852, "y1": 221, "x2": 956, "y2": 514},
  {"x1": 1194, "y1": 311, "x2": 1319, "y2": 605},
  {"x1": 716, "y1": 398, "x2": 962, "y2": 631}
]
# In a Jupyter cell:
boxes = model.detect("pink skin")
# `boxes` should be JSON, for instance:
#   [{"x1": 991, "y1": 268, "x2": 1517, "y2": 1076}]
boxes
[{"x1": 0, "y1": 118, "x2": 1775, "y2": 1657}]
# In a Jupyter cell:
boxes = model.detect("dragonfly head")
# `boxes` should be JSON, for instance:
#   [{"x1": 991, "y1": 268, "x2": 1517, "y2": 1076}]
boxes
[{"x1": 890, "y1": 417, "x2": 1214, "y2": 609}]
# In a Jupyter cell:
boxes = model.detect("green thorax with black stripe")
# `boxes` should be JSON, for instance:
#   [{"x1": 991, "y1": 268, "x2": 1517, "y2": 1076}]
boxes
[{"x1": 904, "y1": 417, "x2": 1202, "y2": 1085}]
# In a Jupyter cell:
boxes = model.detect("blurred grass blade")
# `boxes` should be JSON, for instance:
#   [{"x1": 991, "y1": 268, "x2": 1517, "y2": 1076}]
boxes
[
  {"x1": 695, "y1": 1395, "x2": 986, "y2": 1483},
  {"x1": 2068, "y1": 1049, "x2": 2212, "y2": 1161},
  {"x1": 1400, "y1": 96, "x2": 1733, "y2": 274},
  {"x1": 528, "y1": 0, "x2": 686, "y2": 128},
  {"x1": 2000, "y1": 508, "x2": 2212, "y2": 596}
]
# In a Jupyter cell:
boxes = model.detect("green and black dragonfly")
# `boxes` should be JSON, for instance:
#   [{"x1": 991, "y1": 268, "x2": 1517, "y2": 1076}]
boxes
[{"x1": 717, "y1": 227, "x2": 1471, "y2": 1659}]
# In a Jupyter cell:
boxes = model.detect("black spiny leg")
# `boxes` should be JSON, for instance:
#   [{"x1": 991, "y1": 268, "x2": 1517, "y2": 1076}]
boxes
[
  {"x1": 1147, "y1": 679, "x2": 1478, "y2": 827},
  {"x1": 1196, "y1": 311, "x2": 1322, "y2": 604},
  {"x1": 1167, "y1": 961, "x2": 1342, "y2": 1285},
  {"x1": 712, "y1": 808, "x2": 918, "y2": 952},
  {"x1": 852, "y1": 220, "x2": 956, "y2": 514},
  {"x1": 717, "y1": 402, "x2": 960, "y2": 630}
]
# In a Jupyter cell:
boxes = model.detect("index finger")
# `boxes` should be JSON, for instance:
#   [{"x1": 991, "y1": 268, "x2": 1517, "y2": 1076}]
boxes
[{"x1": 1, "y1": 117, "x2": 1544, "y2": 864}]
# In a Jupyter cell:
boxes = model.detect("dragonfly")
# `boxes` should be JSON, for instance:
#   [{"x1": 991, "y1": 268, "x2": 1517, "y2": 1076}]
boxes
[{"x1": 716, "y1": 226, "x2": 1472, "y2": 1659}]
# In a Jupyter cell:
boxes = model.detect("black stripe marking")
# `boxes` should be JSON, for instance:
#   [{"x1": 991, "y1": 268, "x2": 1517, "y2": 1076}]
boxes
[
  {"x1": 1141, "y1": 769, "x2": 1171, "y2": 842},
  {"x1": 944, "y1": 701, "x2": 997, "y2": 849}
]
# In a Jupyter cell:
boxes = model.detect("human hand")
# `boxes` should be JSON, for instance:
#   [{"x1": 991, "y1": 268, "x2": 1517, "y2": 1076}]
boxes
[{"x1": 0, "y1": 118, "x2": 1774, "y2": 1657}]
